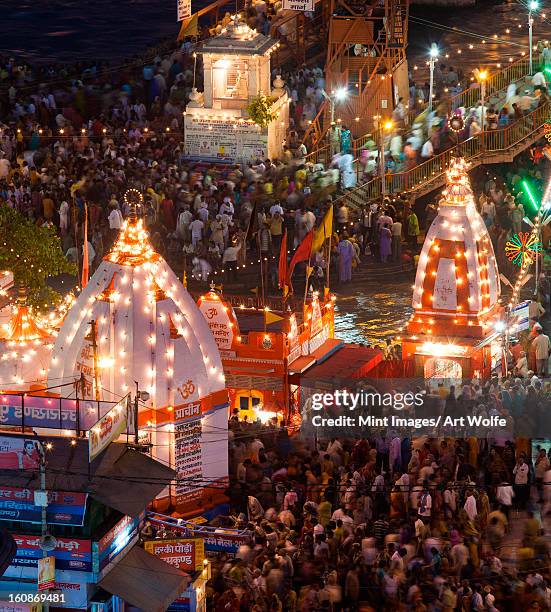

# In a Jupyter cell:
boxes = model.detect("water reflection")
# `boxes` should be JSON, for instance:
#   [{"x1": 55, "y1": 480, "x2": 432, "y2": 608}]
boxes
[{"x1": 334, "y1": 283, "x2": 413, "y2": 345}]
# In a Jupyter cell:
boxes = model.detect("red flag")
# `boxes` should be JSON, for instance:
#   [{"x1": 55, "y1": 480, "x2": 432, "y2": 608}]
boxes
[
  {"x1": 81, "y1": 203, "x2": 89, "y2": 289},
  {"x1": 278, "y1": 231, "x2": 288, "y2": 293},
  {"x1": 286, "y1": 229, "x2": 314, "y2": 287}
]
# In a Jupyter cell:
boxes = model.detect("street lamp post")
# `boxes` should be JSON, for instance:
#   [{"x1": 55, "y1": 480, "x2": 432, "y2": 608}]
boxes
[
  {"x1": 322, "y1": 87, "x2": 348, "y2": 152},
  {"x1": 529, "y1": 1, "x2": 539, "y2": 75},
  {"x1": 476, "y1": 69, "x2": 488, "y2": 140},
  {"x1": 428, "y1": 44, "x2": 439, "y2": 112}
]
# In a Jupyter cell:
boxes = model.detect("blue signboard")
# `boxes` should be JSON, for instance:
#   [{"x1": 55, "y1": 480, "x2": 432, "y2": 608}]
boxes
[
  {"x1": 0, "y1": 394, "x2": 117, "y2": 431},
  {"x1": 12, "y1": 535, "x2": 93, "y2": 572},
  {"x1": 94, "y1": 514, "x2": 142, "y2": 573},
  {"x1": 0, "y1": 487, "x2": 87, "y2": 526}
]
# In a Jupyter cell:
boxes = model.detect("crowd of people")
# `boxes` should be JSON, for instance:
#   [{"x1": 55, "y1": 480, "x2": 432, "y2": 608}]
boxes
[
  {"x1": 2, "y1": 13, "x2": 551, "y2": 296},
  {"x1": 202, "y1": 375, "x2": 551, "y2": 611}
]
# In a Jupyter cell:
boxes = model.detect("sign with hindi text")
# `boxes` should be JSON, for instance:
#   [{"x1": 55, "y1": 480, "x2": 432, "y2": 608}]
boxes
[
  {"x1": 88, "y1": 394, "x2": 130, "y2": 461},
  {"x1": 282, "y1": 0, "x2": 314, "y2": 10},
  {"x1": 198, "y1": 295, "x2": 236, "y2": 351},
  {"x1": 177, "y1": 0, "x2": 191, "y2": 21},
  {"x1": 184, "y1": 115, "x2": 267, "y2": 162},
  {"x1": 12, "y1": 535, "x2": 92, "y2": 572},
  {"x1": 144, "y1": 538, "x2": 204, "y2": 571},
  {"x1": 0, "y1": 487, "x2": 87, "y2": 526}
]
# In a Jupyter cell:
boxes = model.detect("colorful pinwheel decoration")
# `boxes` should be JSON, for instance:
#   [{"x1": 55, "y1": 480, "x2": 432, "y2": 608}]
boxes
[{"x1": 505, "y1": 232, "x2": 542, "y2": 267}]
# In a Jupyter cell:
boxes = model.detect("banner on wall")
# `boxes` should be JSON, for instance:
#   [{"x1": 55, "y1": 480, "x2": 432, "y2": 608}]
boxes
[
  {"x1": 0, "y1": 437, "x2": 40, "y2": 470},
  {"x1": 0, "y1": 487, "x2": 87, "y2": 526},
  {"x1": 144, "y1": 538, "x2": 204, "y2": 571},
  {"x1": 282, "y1": 0, "x2": 314, "y2": 9},
  {"x1": 184, "y1": 115, "x2": 267, "y2": 162},
  {"x1": 177, "y1": 0, "x2": 191, "y2": 21},
  {"x1": 12, "y1": 536, "x2": 92, "y2": 572},
  {"x1": 88, "y1": 395, "x2": 131, "y2": 462}
]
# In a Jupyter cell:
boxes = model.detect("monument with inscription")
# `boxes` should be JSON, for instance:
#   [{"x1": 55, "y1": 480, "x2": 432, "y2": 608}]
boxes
[{"x1": 184, "y1": 16, "x2": 289, "y2": 163}]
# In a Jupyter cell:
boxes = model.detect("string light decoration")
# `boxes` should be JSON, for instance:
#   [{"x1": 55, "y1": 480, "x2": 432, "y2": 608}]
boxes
[
  {"x1": 406, "y1": 157, "x2": 501, "y2": 341},
  {"x1": 505, "y1": 232, "x2": 543, "y2": 267},
  {"x1": 48, "y1": 215, "x2": 225, "y2": 411},
  {"x1": 123, "y1": 188, "x2": 144, "y2": 215},
  {"x1": 448, "y1": 115, "x2": 465, "y2": 133},
  {"x1": 106, "y1": 218, "x2": 159, "y2": 266}
]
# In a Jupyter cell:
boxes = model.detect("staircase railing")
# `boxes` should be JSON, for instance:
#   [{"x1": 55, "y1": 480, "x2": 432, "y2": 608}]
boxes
[{"x1": 334, "y1": 101, "x2": 550, "y2": 209}]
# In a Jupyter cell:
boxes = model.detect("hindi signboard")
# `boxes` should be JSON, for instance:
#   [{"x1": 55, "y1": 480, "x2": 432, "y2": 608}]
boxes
[
  {"x1": 0, "y1": 487, "x2": 87, "y2": 526},
  {"x1": 174, "y1": 402, "x2": 202, "y2": 506},
  {"x1": 282, "y1": 0, "x2": 314, "y2": 9},
  {"x1": 94, "y1": 514, "x2": 142, "y2": 573},
  {"x1": 184, "y1": 115, "x2": 267, "y2": 162},
  {"x1": 38, "y1": 556, "x2": 55, "y2": 591},
  {"x1": 0, "y1": 436, "x2": 40, "y2": 470},
  {"x1": 144, "y1": 538, "x2": 204, "y2": 572},
  {"x1": 0, "y1": 395, "x2": 121, "y2": 432},
  {"x1": 198, "y1": 297, "x2": 235, "y2": 351},
  {"x1": 177, "y1": 0, "x2": 191, "y2": 21},
  {"x1": 88, "y1": 394, "x2": 130, "y2": 462},
  {"x1": 12, "y1": 535, "x2": 92, "y2": 572}
]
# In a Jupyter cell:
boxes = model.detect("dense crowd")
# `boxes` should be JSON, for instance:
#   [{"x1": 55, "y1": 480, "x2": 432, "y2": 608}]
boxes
[
  {"x1": 206, "y1": 375, "x2": 551, "y2": 611},
  {"x1": 2, "y1": 23, "x2": 551, "y2": 296}
]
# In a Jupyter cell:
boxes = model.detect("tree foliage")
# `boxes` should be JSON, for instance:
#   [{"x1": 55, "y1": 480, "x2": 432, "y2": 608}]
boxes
[
  {"x1": 246, "y1": 94, "x2": 277, "y2": 128},
  {"x1": 0, "y1": 204, "x2": 77, "y2": 308}
]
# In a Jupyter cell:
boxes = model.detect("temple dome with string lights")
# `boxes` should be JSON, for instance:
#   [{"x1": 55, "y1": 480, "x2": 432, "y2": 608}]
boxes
[
  {"x1": 47, "y1": 216, "x2": 225, "y2": 409},
  {"x1": 402, "y1": 158, "x2": 503, "y2": 381},
  {"x1": 0, "y1": 297, "x2": 55, "y2": 391}
]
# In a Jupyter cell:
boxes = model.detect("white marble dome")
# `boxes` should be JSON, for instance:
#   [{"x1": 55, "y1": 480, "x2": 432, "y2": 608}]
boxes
[{"x1": 47, "y1": 217, "x2": 225, "y2": 410}]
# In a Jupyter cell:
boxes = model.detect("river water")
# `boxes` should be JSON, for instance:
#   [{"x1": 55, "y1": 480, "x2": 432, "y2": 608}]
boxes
[{"x1": 0, "y1": 0, "x2": 540, "y2": 65}]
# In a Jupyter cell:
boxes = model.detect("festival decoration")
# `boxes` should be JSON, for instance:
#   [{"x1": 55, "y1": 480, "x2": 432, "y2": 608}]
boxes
[
  {"x1": 505, "y1": 232, "x2": 543, "y2": 267},
  {"x1": 544, "y1": 118, "x2": 551, "y2": 143},
  {"x1": 123, "y1": 188, "x2": 144, "y2": 214},
  {"x1": 402, "y1": 157, "x2": 502, "y2": 380},
  {"x1": 448, "y1": 115, "x2": 465, "y2": 133}
]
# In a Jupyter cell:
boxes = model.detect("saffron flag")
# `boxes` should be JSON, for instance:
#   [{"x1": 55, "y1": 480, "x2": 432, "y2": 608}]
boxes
[
  {"x1": 81, "y1": 203, "x2": 89, "y2": 289},
  {"x1": 278, "y1": 231, "x2": 288, "y2": 293},
  {"x1": 311, "y1": 205, "x2": 333, "y2": 254},
  {"x1": 286, "y1": 229, "x2": 314, "y2": 286},
  {"x1": 178, "y1": 13, "x2": 199, "y2": 40},
  {"x1": 265, "y1": 311, "x2": 284, "y2": 326}
]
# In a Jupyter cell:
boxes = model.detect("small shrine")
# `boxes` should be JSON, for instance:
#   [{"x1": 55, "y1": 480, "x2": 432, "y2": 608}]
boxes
[
  {"x1": 184, "y1": 16, "x2": 289, "y2": 163},
  {"x1": 0, "y1": 294, "x2": 54, "y2": 392},
  {"x1": 401, "y1": 158, "x2": 503, "y2": 383}
]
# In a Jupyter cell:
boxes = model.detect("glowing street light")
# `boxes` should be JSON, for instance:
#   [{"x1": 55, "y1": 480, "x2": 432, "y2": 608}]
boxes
[
  {"x1": 475, "y1": 69, "x2": 488, "y2": 132},
  {"x1": 334, "y1": 87, "x2": 348, "y2": 102},
  {"x1": 322, "y1": 87, "x2": 348, "y2": 126},
  {"x1": 529, "y1": 0, "x2": 539, "y2": 74},
  {"x1": 428, "y1": 44, "x2": 439, "y2": 112}
]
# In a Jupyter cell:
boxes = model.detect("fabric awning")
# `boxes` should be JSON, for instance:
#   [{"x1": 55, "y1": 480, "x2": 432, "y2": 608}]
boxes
[{"x1": 98, "y1": 545, "x2": 189, "y2": 612}]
